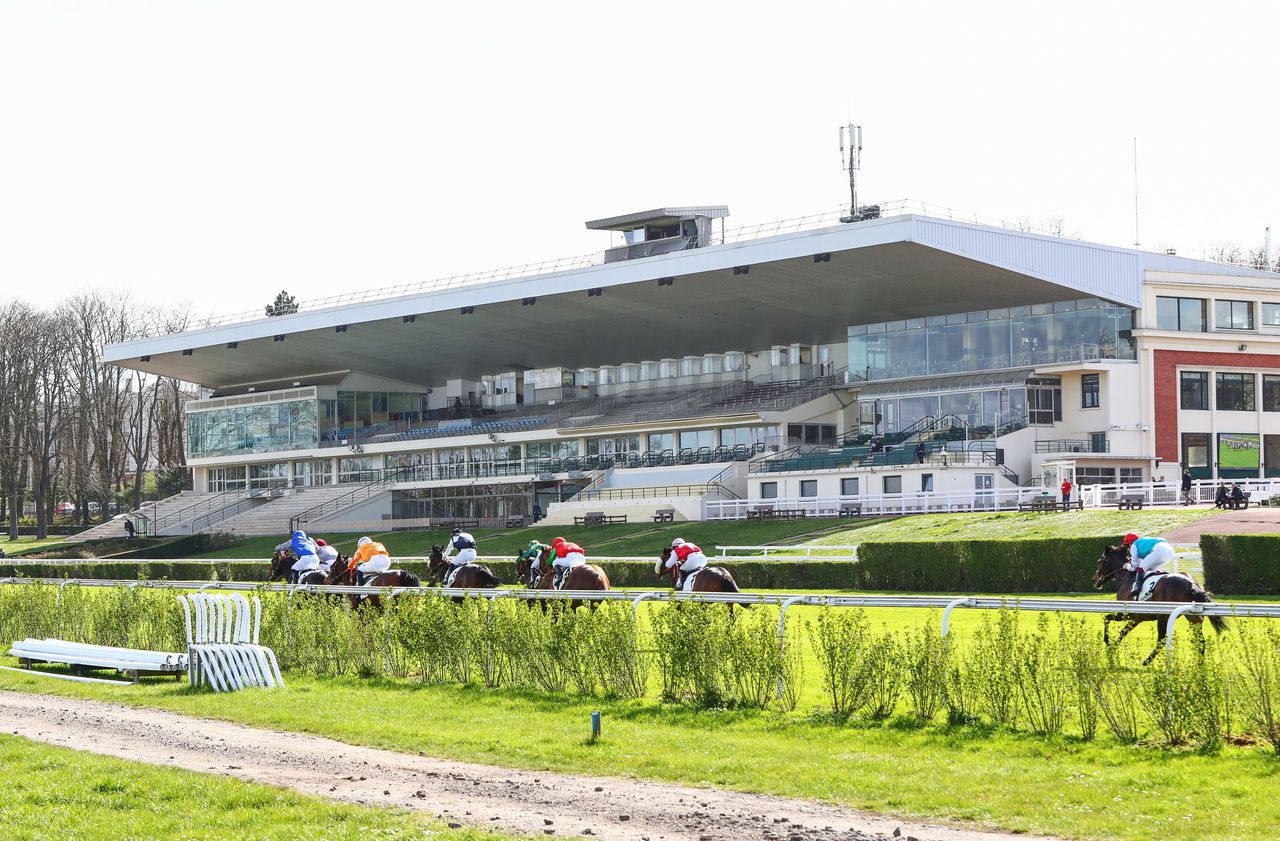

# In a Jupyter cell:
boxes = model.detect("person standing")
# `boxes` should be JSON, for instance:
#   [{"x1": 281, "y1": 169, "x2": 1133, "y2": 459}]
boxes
[
  {"x1": 124, "y1": 518, "x2": 136, "y2": 539},
  {"x1": 1061, "y1": 477, "x2": 1073, "y2": 505},
  {"x1": 1181, "y1": 469, "x2": 1194, "y2": 506}
]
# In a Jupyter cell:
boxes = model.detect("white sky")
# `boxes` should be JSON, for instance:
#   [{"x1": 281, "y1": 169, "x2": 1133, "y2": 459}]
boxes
[{"x1": 2, "y1": 1, "x2": 1278, "y2": 317}]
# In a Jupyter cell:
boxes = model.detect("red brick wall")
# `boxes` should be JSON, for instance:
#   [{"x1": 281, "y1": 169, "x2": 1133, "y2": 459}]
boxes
[{"x1": 1153, "y1": 350, "x2": 1280, "y2": 464}]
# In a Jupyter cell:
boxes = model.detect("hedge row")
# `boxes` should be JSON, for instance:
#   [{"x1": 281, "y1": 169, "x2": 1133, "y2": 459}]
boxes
[
  {"x1": 1200, "y1": 534, "x2": 1280, "y2": 595},
  {"x1": 0, "y1": 536, "x2": 1124, "y2": 592}
]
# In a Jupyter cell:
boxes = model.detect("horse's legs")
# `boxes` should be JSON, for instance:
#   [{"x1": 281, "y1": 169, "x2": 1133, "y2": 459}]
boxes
[
  {"x1": 1144, "y1": 623, "x2": 1166, "y2": 666},
  {"x1": 1103, "y1": 615, "x2": 1112, "y2": 646},
  {"x1": 1112, "y1": 619, "x2": 1139, "y2": 647}
]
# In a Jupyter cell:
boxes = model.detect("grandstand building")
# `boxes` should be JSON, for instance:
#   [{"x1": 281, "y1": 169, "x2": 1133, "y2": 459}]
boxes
[{"x1": 89, "y1": 204, "x2": 1280, "y2": 537}]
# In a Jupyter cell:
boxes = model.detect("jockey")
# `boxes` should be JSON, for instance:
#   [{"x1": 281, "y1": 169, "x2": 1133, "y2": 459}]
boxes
[
  {"x1": 288, "y1": 530, "x2": 320, "y2": 581},
  {"x1": 517, "y1": 539, "x2": 553, "y2": 581},
  {"x1": 441, "y1": 528, "x2": 478, "y2": 585},
  {"x1": 351, "y1": 536, "x2": 391, "y2": 584},
  {"x1": 314, "y1": 538, "x2": 339, "y2": 574},
  {"x1": 549, "y1": 536, "x2": 586, "y2": 589},
  {"x1": 664, "y1": 537, "x2": 707, "y2": 591},
  {"x1": 1122, "y1": 532, "x2": 1175, "y2": 599}
]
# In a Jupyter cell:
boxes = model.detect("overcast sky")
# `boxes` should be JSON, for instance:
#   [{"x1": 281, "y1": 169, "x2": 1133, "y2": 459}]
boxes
[{"x1": 2, "y1": 1, "x2": 1278, "y2": 318}]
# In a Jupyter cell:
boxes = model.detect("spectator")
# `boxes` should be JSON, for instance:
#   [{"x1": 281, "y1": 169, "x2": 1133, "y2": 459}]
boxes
[
  {"x1": 914, "y1": 441, "x2": 926, "y2": 464},
  {"x1": 0, "y1": 547, "x2": 6, "y2": 559},
  {"x1": 1215, "y1": 482, "x2": 1229, "y2": 509},
  {"x1": 1181, "y1": 469, "x2": 1194, "y2": 506},
  {"x1": 1231, "y1": 483, "x2": 1245, "y2": 507},
  {"x1": 531, "y1": 503, "x2": 543, "y2": 523},
  {"x1": 1061, "y1": 477, "x2": 1073, "y2": 505},
  {"x1": 124, "y1": 518, "x2": 136, "y2": 539}
]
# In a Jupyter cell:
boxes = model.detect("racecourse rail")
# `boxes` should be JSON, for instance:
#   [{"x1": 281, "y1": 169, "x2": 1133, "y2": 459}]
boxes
[{"x1": 2, "y1": 576, "x2": 1278, "y2": 655}]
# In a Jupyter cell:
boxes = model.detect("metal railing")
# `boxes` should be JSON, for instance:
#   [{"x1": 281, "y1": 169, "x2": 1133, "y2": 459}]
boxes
[
  {"x1": 151, "y1": 488, "x2": 246, "y2": 535},
  {"x1": 3, "y1": 577, "x2": 1278, "y2": 656},
  {"x1": 1034, "y1": 438, "x2": 1110, "y2": 454}
]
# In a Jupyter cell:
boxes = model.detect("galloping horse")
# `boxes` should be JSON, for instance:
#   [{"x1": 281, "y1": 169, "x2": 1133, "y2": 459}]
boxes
[
  {"x1": 427, "y1": 545, "x2": 502, "y2": 590},
  {"x1": 325, "y1": 557, "x2": 421, "y2": 610},
  {"x1": 656, "y1": 546, "x2": 740, "y2": 593},
  {"x1": 516, "y1": 546, "x2": 610, "y2": 592},
  {"x1": 1093, "y1": 544, "x2": 1227, "y2": 664},
  {"x1": 268, "y1": 550, "x2": 295, "y2": 583}
]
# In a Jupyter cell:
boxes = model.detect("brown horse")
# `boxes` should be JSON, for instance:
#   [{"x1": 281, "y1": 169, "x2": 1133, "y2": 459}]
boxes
[
  {"x1": 325, "y1": 557, "x2": 421, "y2": 610},
  {"x1": 657, "y1": 546, "x2": 740, "y2": 593},
  {"x1": 427, "y1": 545, "x2": 502, "y2": 590},
  {"x1": 1093, "y1": 544, "x2": 1227, "y2": 664},
  {"x1": 516, "y1": 546, "x2": 610, "y2": 592},
  {"x1": 268, "y1": 550, "x2": 295, "y2": 583}
]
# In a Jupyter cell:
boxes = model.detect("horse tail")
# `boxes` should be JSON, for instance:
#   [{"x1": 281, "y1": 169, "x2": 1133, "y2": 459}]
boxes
[
  {"x1": 1190, "y1": 585, "x2": 1228, "y2": 633},
  {"x1": 476, "y1": 565, "x2": 503, "y2": 588},
  {"x1": 714, "y1": 567, "x2": 740, "y2": 593},
  {"x1": 399, "y1": 570, "x2": 421, "y2": 588}
]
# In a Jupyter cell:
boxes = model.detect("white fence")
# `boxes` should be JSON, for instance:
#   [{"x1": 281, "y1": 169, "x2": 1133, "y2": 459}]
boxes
[
  {"x1": 715, "y1": 545, "x2": 859, "y2": 562},
  {"x1": 707, "y1": 478, "x2": 1280, "y2": 520}
]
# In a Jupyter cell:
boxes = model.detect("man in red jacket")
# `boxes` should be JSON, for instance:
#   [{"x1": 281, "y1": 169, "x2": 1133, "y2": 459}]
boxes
[{"x1": 1061, "y1": 478, "x2": 1073, "y2": 504}]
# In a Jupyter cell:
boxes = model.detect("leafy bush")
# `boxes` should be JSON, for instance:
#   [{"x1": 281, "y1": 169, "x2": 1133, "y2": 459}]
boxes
[
  {"x1": 1015, "y1": 614, "x2": 1071, "y2": 736},
  {"x1": 856, "y1": 537, "x2": 1114, "y2": 592},
  {"x1": 968, "y1": 608, "x2": 1022, "y2": 727},
  {"x1": 901, "y1": 617, "x2": 947, "y2": 723},
  {"x1": 1200, "y1": 534, "x2": 1280, "y2": 595},
  {"x1": 1234, "y1": 621, "x2": 1280, "y2": 753}
]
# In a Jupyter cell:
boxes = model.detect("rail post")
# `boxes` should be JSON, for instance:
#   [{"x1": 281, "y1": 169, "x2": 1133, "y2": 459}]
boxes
[
  {"x1": 631, "y1": 591, "x2": 661, "y2": 619},
  {"x1": 776, "y1": 596, "x2": 808, "y2": 700},
  {"x1": 56, "y1": 579, "x2": 74, "y2": 638},
  {"x1": 941, "y1": 598, "x2": 975, "y2": 637},
  {"x1": 1165, "y1": 602, "x2": 1202, "y2": 650}
]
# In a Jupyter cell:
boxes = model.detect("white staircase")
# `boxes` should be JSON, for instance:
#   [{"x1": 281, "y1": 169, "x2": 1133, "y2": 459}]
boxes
[
  {"x1": 67, "y1": 491, "x2": 203, "y2": 543},
  {"x1": 214, "y1": 485, "x2": 369, "y2": 537}
]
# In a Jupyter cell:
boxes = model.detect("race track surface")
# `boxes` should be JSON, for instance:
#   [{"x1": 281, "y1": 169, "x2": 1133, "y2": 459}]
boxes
[{"x1": 0, "y1": 691, "x2": 1059, "y2": 841}]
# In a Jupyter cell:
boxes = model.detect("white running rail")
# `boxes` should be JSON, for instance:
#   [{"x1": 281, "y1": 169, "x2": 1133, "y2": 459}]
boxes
[
  {"x1": 177, "y1": 593, "x2": 284, "y2": 692},
  {"x1": 5, "y1": 638, "x2": 187, "y2": 685},
  {"x1": 715, "y1": 544, "x2": 859, "y2": 561}
]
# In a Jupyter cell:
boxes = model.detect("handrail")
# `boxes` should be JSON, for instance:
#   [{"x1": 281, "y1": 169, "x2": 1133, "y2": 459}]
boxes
[
  {"x1": 152, "y1": 488, "x2": 246, "y2": 534},
  {"x1": 289, "y1": 466, "x2": 414, "y2": 532}
]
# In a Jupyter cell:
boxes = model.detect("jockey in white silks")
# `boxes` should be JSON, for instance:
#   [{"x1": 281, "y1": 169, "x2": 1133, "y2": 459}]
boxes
[
  {"x1": 314, "y1": 539, "x2": 339, "y2": 575},
  {"x1": 441, "y1": 528, "x2": 478, "y2": 585},
  {"x1": 664, "y1": 537, "x2": 708, "y2": 592}
]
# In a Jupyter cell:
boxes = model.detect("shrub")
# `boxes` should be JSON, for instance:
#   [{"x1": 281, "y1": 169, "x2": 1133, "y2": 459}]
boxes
[
  {"x1": 1235, "y1": 621, "x2": 1280, "y2": 753},
  {"x1": 1061, "y1": 616, "x2": 1101, "y2": 741},
  {"x1": 1095, "y1": 644, "x2": 1146, "y2": 743},
  {"x1": 1015, "y1": 614, "x2": 1071, "y2": 736},
  {"x1": 809, "y1": 608, "x2": 877, "y2": 717},
  {"x1": 968, "y1": 608, "x2": 1022, "y2": 727},
  {"x1": 1200, "y1": 534, "x2": 1280, "y2": 595},
  {"x1": 856, "y1": 537, "x2": 1113, "y2": 592},
  {"x1": 901, "y1": 617, "x2": 947, "y2": 723}
]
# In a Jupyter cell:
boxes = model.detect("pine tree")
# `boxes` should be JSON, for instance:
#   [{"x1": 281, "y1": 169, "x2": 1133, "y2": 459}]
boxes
[{"x1": 265, "y1": 290, "x2": 299, "y2": 317}]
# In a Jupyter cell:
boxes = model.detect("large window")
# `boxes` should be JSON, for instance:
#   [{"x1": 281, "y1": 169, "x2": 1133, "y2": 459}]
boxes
[
  {"x1": 1263, "y1": 303, "x2": 1280, "y2": 327},
  {"x1": 338, "y1": 456, "x2": 379, "y2": 484},
  {"x1": 1156, "y1": 296, "x2": 1207, "y2": 332},
  {"x1": 1076, "y1": 467, "x2": 1116, "y2": 486},
  {"x1": 587, "y1": 435, "x2": 641, "y2": 455},
  {"x1": 840, "y1": 477, "x2": 859, "y2": 496},
  {"x1": 527, "y1": 440, "x2": 580, "y2": 460},
  {"x1": 1081, "y1": 374, "x2": 1100, "y2": 409},
  {"x1": 1180, "y1": 371, "x2": 1209, "y2": 410},
  {"x1": 678, "y1": 429, "x2": 716, "y2": 450},
  {"x1": 883, "y1": 475, "x2": 902, "y2": 494},
  {"x1": 720, "y1": 426, "x2": 765, "y2": 446},
  {"x1": 647, "y1": 433, "x2": 674, "y2": 452},
  {"x1": 799, "y1": 480, "x2": 818, "y2": 498},
  {"x1": 1028, "y1": 378, "x2": 1062, "y2": 425},
  {"x1": 760, "y1": 482, "x2": 778, "y2": 499},
  {"x1": 1215, "y1": 300, "x2": 1255, "y2": 330},
  {"x1": 1267, "y1": 435, "x2": 1280, "y2": 478},
  {"x1": 1182, "y1": 432, "x2": 1211, "y2": 471},
  {"x1": 1265, "y1": 375, "x2": 1280, "y2": 412},
  {"x1": 187, "y1": 399, "x2": 318, "y2": 458},
  {"x1": 1216, "y1": 372, "x2": 1256, "y2": 411},
  {"x1": 786, "y1": 423, "x2": 836, "y2": 446}
]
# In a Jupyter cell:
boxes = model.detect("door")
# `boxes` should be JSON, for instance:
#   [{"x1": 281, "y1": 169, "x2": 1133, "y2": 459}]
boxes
[{"x1": 975, "y1": 473, "x2": 994, "y2": 509}]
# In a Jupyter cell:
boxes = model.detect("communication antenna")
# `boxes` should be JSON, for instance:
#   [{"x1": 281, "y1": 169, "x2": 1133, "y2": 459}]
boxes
[
  {"x1": 1132, "y1": 137, "x2": 1140, "y2": 249},
  {"x1": 839, "y1": 124, "x2": 863, "y2": 223}
]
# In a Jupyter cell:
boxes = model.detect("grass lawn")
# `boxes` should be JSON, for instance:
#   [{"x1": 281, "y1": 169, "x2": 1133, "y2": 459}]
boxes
[
  {"x1": 815, "y1": 507, "x2": 1218, "y2": 544},
  {"x1": 193, "y1": 518, "x2": 872, "y2": 560},
  {"x1": 0, "y1": 733, "x2": 517, "y2": 841},
  {"x1": 0, "y1": 662, "x2": 1275, "y2": 841},
  {"x1": 0, "y1": 536, "x2": 73, "y2": 555}
]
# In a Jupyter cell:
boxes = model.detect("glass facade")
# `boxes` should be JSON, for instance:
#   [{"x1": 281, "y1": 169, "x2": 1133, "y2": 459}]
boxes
[
  {"x1": 859, "y1": 383, "x2": 1033, "y2": 436},
  {"x1": 187, "y1": 399, "x2": 318, "y2": 458},
  {"x1": 848, "y1": 299, "x2": 1133, "y2": 381}
]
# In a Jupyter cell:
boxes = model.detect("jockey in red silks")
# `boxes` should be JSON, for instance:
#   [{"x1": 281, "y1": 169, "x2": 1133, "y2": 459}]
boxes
[
  {"x1": 664, "y1": 537, "x2": 707, "y2": 591},
  {"x1": 550, "y1": 536, "x2": 586, "y2": 589}
]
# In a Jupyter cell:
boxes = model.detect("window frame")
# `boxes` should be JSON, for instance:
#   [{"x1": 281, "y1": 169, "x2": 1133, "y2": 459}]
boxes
[
  {"x1": 882, "y1": 475, "x2": 903, "y2": 495},
  {"x1": 840, "y1": 477, "x2": 859, "y2": 496},
  {"x1": 1214, "y1": 299, "x2": 1255, "y2": 331},
  {"x1": 1215, "y1": 372, "x2": 1257, "y2": 412},
  {"x1": 1155, "y1": 295, "x2": 1207, "y2": 332},
  {"x1": 759, "y1": 481, "x2": 778, "y2": 499},
  {"x1": 1179, "y1": 371, "x2": 1209, "y2": 411},
  {"x1": 1080, "y1": 373, "x2": 1100, "y2": 409},
  {"x1": 799, "y1": 479, "x2": 818, "y2": 498}
]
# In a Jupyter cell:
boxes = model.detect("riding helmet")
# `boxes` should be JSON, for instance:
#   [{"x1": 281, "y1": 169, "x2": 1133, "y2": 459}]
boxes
[{"x1": 1123, "y1": 533, "x2": 1139, "y2": 544}]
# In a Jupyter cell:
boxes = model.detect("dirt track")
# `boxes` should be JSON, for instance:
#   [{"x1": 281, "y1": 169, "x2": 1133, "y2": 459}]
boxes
[{"x1": 0, "y1": 691, "x2": 1062, "y2": 841}]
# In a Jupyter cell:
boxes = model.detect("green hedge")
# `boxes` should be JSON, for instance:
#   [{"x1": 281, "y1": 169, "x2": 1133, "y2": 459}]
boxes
[
  {"x1": 853, "y1": 536, "x2": 1118, "y2": 592},
  {"x1": 0, "y1": 537, "x2": 1120, "y2": 592},
  {"x1": 1200, "y1": 534, "x2": 1280, "y2": 595}
]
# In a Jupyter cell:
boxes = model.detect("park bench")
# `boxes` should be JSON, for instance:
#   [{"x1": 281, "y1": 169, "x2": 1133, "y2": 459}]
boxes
[
  {"x1": 747, "y1": 507, "x2": 806, "y2": 520},
  {"x1": 574, "y1": 511, "x2": 629, "y2": 526},
  {"x1": 440, "y1": 518, "x2": 480, "y2": 531},
  {"x1": 652, "y1": 507, "x2": 676, "y2": 523},
  {"x1": 504, "y1": 515, "x2": 526, "y2": 528},
  {"x1": 1117, "y1": 493, "x2": 1145, "y2": 511},
  {"x1": 838, "y1": 504, "x2": 863, "y2": 518},
  {"x1": 1227, "y1": 492, "x2": 1253, "y2": 510},
  {"x1": 1018, "y1": 497, "x2": 1082, "y2": 513}
]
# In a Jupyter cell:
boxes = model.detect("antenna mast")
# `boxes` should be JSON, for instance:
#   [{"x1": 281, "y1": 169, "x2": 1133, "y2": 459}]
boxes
[{"x1": 839, "y1": 124, "x2": 863, "y2": 223}]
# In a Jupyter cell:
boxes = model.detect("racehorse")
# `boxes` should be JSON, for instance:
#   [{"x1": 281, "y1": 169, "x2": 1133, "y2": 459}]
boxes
[
  {"x1": 1093, "y1": 544, "x2": 1227, "y2": 664},
  {"x1": 269, "y1": 549, "x2": 333, "y2": 586},
  {"x1": 515, "y1": 546, "x2": 610, "y2": 592},
  {"x1": 325, "y1": 556, "x2": 421, "y2": 610},
  {"x1": 427, "y1": 544, "x2": 502, "y2": 590},
  {"x1": 656, "y1": 546, "x2": 740, "y2": 593}
]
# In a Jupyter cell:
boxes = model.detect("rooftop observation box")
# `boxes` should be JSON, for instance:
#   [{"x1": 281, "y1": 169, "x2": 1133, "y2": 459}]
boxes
[{"x1": 586, "y1": 205, "x2": 729, "y2": 263}]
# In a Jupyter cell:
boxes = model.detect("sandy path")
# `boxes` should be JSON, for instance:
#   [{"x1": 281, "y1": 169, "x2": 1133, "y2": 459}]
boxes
[
  {"x1": 0, "y1": 691, "x2": 1060, "y2": 841},
  {"x1": 1161, "y1": 506, "x2": 1280, "y2": 543}
]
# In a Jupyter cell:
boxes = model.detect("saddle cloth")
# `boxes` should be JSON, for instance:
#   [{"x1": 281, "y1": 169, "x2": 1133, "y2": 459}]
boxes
[{"x1": 1135, "y1": 570, "x2": 1190, "y2": 601}]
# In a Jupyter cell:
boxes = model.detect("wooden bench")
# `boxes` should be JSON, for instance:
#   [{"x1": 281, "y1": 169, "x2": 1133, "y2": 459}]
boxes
[
  {"x1": 574, "y1": 512, "x2": 629, "y2": 526},
  {"x1": 838, "y1": 505, "x2": 862, "y2": 518},
  {"x1": 1018, "y1": 497, "x2": 1083, "y2": 513},
  {"x1": 652, "y1": 507, "x2": 676, "y2": 523},
  {"x1": 504, "y1": 515, "x2": 526, "y2": 528},
  {"x1": 1117, "y1": 493, "x2": 1145, "y2": 511},
  {"x1": 440, "y1": 519, "x2": 480, "y2": 531},
  {"x1": 1227, "y1": 492, "x2": 1253, "y2": 510},
  {"x1": 748, "y1": 507, "x2": 806, "y2": 520}
]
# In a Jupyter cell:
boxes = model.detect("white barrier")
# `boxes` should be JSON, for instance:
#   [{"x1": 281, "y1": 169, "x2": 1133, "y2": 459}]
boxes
[
  {"x1": 5, "y1": 638, "x2": 187, "y2": 685},
  {"x1": 177, "y1": 593, "x2": 284, "y2": 692},
  {"x1": 715, "y1": 544, "x2": 859, "y2": 561}
]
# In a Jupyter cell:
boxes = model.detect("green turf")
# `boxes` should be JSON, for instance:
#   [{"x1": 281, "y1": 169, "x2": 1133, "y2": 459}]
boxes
[
  {"x1": 813, "y1": 508, "x2": 1217, "y2": 544},
  {"x1": 192, "y1": 518, "x2": 872, "y2": 560},
  {"x1": 0, "y1": 536, "x2": 74, "y2": 555},
  {"x1": 0, "y1": 733, "x2": 518, "y2": 840},
  {"x1": 0, "y1": 651, "x2": 1275, "y2": 841}
]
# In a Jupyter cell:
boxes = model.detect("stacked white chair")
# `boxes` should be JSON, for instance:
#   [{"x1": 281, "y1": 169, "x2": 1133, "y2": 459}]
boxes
[{"x1": 177, "y1": 593, "x2": 284, "y2": 692}]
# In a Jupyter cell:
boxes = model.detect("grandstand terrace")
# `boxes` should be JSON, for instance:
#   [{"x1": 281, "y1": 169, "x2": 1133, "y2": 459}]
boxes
[{"x1": 100, "y1": 204, "x2": 1280, "y2": 535}]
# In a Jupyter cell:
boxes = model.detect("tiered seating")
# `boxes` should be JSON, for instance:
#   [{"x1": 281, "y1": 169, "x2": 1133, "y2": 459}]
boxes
[
  {"x1": 390, "y1": 416, "x2": 549, "y2": 442},
  {"x1": 699, "y1": 378, "x2": 830, "y2": 414},
  {"x1": 530, "y1": 443, "x2": 761, "y2": 474}
]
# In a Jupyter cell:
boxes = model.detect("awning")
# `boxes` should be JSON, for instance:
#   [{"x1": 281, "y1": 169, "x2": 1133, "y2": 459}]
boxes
[{"x1": 854, "y1": 369, "x2": 1035, "y2": 399}]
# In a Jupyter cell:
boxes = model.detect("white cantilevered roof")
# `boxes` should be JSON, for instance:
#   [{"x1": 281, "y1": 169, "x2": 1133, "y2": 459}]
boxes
[
  {"x1": 104, "y1": 214, "x2": 1279, "y2": 390},
  {"x1": 585, "y1": 206, "x2": 730, "y2": 230}
]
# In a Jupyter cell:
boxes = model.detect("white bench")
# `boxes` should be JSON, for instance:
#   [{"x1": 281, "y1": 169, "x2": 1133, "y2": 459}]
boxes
[{"x1": 6, "y1": 638, "x2": 187, "y2": 685}]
